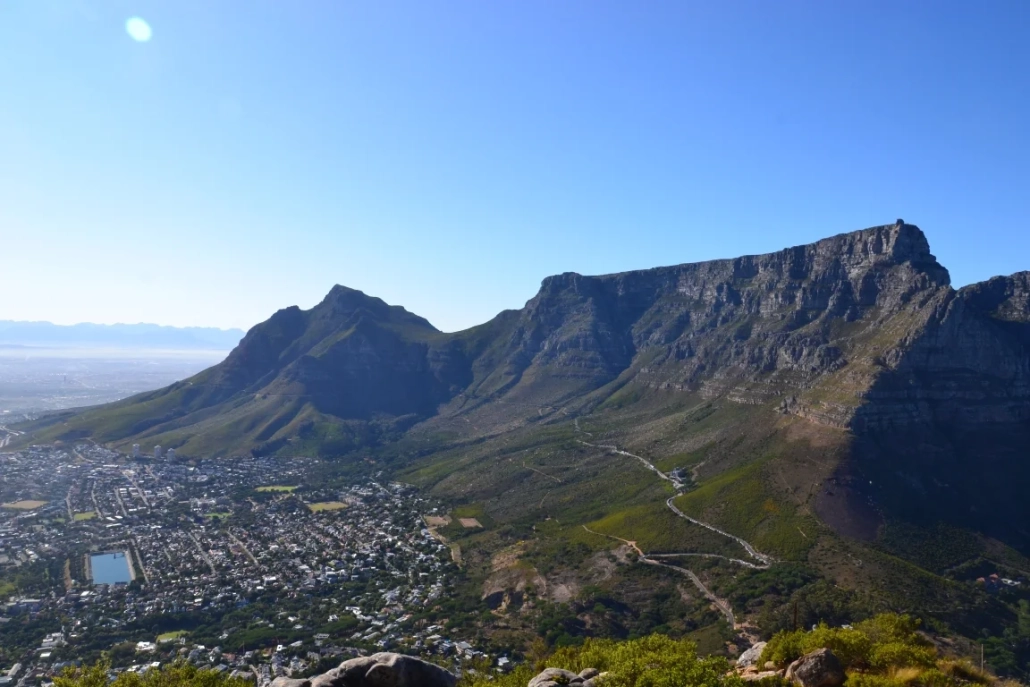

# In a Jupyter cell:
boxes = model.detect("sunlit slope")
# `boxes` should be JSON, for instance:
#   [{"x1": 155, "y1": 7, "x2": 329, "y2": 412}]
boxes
[{"x1": 20, "y1": 223, "x2": 1030, "y2": 590}]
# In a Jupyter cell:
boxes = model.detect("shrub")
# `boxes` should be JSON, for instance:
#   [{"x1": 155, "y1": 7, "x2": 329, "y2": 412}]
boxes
[
  {"x1": 55, "y1": 661, "x2": 251, "y2": 687},
  {"x1": 803, "y1": 624, "x2": 873, "y2": 669},
  {"x1": 937, "y1": 659, "x2": 992, "y2": 685},
  {"x1": 762, "y1": 614, "x2": 935, "y2": 672},
  {"x1": 868, "y1": 641, "x2": 936, "y2": 670},
  {"x1": 854, "y1": 614, "x2": 925, "y2": 647},
  {"x1": 761, "y1": 629, "x2": 806, "y2": 666},
  {"x1": 846, "y1": 675, "x2": 902, "y2": 687},
  {"x1": 469, "y1": 634, "x2": 745, "y2": 687}
]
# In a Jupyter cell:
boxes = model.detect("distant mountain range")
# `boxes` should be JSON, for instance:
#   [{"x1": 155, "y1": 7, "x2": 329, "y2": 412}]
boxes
[{"x1": 0, "y1": 321, "x2": 245, "y2": 351}]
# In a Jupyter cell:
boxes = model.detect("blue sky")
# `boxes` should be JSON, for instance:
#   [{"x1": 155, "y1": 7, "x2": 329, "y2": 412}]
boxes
[{"x1": 2, "y1": 1, "x2": 1029, "y2": 332}]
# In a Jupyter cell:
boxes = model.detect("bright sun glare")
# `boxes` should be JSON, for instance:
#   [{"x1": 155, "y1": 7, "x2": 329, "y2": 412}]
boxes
[{"x1": 125, "y1": 17, "x2": 152, "y2": 42}]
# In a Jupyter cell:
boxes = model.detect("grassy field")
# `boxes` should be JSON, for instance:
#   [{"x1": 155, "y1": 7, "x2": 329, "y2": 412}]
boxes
[
  {"x1": 157, "y1": 630, "x2": 187, "y2": 642},
  {"x1": 673, "y1": 457, "x2": 819, "y2": 561},
  {"x1": 308, "y1": 501, "x2": 347, "y2": 512},
  {"x1": 73, "y1": 511, "x2": 97, "y2": 521},
  {"x1": 256, "y1": 485, "x2": 298, "y2": 493},
  {"x1": 1, "y1": 500, "x2": 47, "y2": 510},
  {"x1": 582, "y1": 501, "x2": 753, "y2": 557},
  {"x1": 204, "y1": 512, "x2": 232, "y2": 519}
]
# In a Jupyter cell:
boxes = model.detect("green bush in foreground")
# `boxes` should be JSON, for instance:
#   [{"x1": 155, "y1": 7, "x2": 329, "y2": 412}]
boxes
[
  {"x1": 469, "y1": 634, "x2": 746, "y2": 687},
  {"x1": 761, "y1": 615, "x2": 936, "y2": 671},
  {"x1": 55, "y1": 661, "x2": 251, "y2": 687},
  {"x1": 761, "y1": 614, "x2": 997, "y2": 687},
  {"x1": 469, "y1": 615, "x2": 1003, "y2": 687}
]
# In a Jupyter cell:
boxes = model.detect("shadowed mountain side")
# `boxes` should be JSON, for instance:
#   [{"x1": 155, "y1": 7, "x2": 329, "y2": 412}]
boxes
[
  {"x1": 20, "y1": 221, "x2": 976, "y2": 452},
  {"x1": 816, "y1": 271, "x2": 1030, "y2": 549},
  {"x1": 19, "y1": 222, "x2": 1030, "y2": 561}
]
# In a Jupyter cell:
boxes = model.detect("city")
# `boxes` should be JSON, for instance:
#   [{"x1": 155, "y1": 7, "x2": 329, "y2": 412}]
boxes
[{"x1": 0, "y1": 444, "x2": 492, "y2": 686}]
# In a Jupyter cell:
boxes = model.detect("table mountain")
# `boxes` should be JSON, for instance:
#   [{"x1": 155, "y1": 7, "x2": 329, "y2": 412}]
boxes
[{"x1": 23, "y1": 220, "x2": 1030, "y2": 632}]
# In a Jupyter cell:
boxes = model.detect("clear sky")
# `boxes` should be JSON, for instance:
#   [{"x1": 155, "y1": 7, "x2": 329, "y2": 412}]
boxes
[{"x1": 2, "y1": 1, "x2": 1029, "y2": 333}]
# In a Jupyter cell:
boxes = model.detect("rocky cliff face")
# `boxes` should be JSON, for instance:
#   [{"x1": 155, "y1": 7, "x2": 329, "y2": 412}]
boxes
[
  {"x1": 442, "y1": 220, "x2": 957, "y2": 430},
  {"x1": 40, "y1": 222, "x2": 1030, "y2": 522}
]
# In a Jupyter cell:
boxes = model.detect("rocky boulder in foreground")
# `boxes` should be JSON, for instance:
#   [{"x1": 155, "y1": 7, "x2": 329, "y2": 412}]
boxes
[
  {"x1": 271, "y1": 653, "x2": 457, "y2": 687},
  {"x1": 785, "y1": 648, "x2": 845, "y2": 687},
  {"x1": 528, "y1": 667, "x2": 602, "y2": 687}
]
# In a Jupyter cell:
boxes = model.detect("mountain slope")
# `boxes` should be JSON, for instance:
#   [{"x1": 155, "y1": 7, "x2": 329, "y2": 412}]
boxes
[
  {"x1": 20, "y1": 221, "x2": 1030, "y2": 645},
  {"x1": 23, "y1": 286, "x2": 467, "y2": 455},
  {"x1": 34, "y1": 221, "x2": 959, "y2": 453}
]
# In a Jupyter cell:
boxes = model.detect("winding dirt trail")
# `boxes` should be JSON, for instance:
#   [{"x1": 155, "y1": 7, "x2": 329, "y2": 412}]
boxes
[
  {"x1": 581, "y1": 525, "x2": 737, "y2": 626},
  {"x1": 574, "y1": 416, "x2": 776, "y2": 626},
  {"x1": 574, "y1": 418, "x2": 771, "y2": 568}
]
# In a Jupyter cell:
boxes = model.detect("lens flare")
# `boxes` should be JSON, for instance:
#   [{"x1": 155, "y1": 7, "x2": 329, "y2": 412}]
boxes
[{"x1": 125, "y1": 17, "x2": 152, "y2": 42}]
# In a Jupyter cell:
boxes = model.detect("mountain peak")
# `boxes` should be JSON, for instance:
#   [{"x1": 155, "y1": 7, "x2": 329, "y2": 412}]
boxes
[
  {"x1": 808, "y1": 220, "x2": 943, "y2": 273},
  {"x1": 316, "y1": 284, "x2": 438, "y2": 332}
]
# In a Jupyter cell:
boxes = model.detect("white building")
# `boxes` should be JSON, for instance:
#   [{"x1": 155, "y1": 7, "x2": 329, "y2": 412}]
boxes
[{"x1": 153, "y1": 445, "x2": 162, "y2": 459}]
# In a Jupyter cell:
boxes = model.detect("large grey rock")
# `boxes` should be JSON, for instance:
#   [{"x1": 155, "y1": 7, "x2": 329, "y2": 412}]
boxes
[
  {"x1": 290, "y1": 653, "x2": 456, "y2": 687},
  {"x1": 366, "y1": 653, "x2": 456, "y2": 687},
  {"x1": 270, "y1": 680, "x2": 310, "y2": 687},
  {"x1": 528, "y1": 667, "x2": 585, "y2": 687},
  {"x1": 742, "y1": 671, "x2": 783, "y2": 682},
  {"x1": 785, "y1": 648, "x2": 844, "y2": 687},
  {"x1": 737, "y1": 642, "x2": 767, "y2": 668}
]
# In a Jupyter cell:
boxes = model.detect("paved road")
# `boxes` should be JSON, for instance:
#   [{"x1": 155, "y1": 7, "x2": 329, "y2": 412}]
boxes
[
  {"x1": 228, "y1": 531, "x2": 260, "y2": 567},
  {"x1": 0, "y1": 425, "x2": 23, "y2": 449},
  {"x1": 186, "y1": 530, "x2": 217, "y2": 574}
]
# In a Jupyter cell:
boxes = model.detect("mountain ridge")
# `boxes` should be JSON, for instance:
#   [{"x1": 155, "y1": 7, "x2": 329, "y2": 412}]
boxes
[
  {"x1": 18, "y1": 219, "x2": 1030, "y2": 654},
  {"x1": 0, "y1": 320, "x2": 245, "y2": 350},
  {"x1": 23, "y1": 220, "x2": 1019, "y2": 452}
]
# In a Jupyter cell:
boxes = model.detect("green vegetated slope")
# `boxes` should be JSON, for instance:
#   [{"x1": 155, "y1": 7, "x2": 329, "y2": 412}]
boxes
[
  {"x1": 18, "y1": 223, "x2": 1030, "y2": 674},
  {"x1": 473, "y1": 614, "x2": 1000, "y2": 687},
  {"x1": 52, "y1": 614, "x2": 1011, "y2": 687}
]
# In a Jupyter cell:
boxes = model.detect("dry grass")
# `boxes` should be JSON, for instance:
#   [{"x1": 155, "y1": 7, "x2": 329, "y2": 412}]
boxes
[
  {"x1": 307, "y1": 501, "x2": 348, "y2": 512},
  {"x1": 888, "y1": 667, "x2": 924, "y2": 684},
  {"x1": 425, "y1": 515, "x2": 452, "y2": 527},
  {"x1": 938, "y1": 659, "x2": 992, "y2": 685},
  {"x1": 1, "y1": 500, "x2": 46, "y2": 510}
]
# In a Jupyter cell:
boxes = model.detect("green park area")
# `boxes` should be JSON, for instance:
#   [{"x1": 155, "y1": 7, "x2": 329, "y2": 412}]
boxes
[{"x1": 308, "y1": 501, "x2": 347, "y2": 512}]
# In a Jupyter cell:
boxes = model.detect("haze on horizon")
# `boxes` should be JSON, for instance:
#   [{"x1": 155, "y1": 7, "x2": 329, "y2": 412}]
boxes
[{"x1": 2, "y1": 1, "x2": 1029, "y2": 333}]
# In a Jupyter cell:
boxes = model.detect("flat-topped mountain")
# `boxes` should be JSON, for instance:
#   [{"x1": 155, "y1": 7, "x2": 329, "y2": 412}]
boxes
[
  {"x1": 31, "y1": 221, "x2": 966, "y2": 449},
  {"x1": 22, "y1": 221, "x2": 1030, "y2": 639},
  {"x1": 31, "y1": 222, "x2": 1030, "y2": 479}
]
